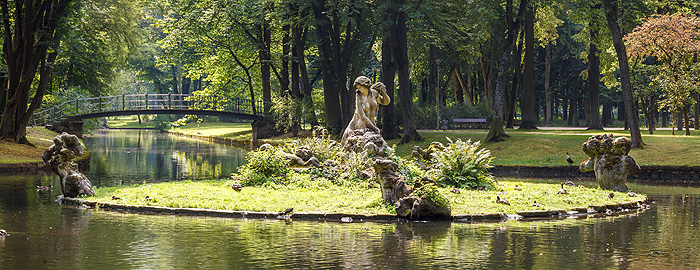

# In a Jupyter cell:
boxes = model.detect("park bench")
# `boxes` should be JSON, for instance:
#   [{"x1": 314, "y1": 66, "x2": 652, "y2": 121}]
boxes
[{"x1": 452, "y1": 118, "x2": 488, "y2": 129}]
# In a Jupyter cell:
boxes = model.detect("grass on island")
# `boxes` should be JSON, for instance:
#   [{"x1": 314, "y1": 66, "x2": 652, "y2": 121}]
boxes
[
  {"x1": 88, "y1": 178, "x2": 645, "y2": 215},
  {"x1": 0, "y1": 127, "x2": 58, "y2": 163}
]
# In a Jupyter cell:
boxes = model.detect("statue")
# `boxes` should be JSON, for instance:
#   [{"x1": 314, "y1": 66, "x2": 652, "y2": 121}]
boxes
[
  {"x1": 579, "y1": 134, "x2": 640, "y2": 192},
  {"x1": 341, "y1": 76, "x2": 391, "y2": 147},
  {"x1": 339, "y1": 76, "x2": 450, "y2": 220},
  {"x1": 42, "y1": 132, "x2": 95, "y2": 198}
]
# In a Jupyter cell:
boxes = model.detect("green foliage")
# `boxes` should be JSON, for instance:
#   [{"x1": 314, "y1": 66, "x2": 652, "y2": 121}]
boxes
[
  {"x1": 271, "y1": 93, "x2": 302, "y2": 133},
  {"x1": 413, "y1": 184, "x2": 449, "y2": 209},
  {"x1": 238, "y1": 147, "x2": 290, "y2": 186},
  {"x1": 278, "y1": 136, "x2": 342, "y2": 164},
  {"x1": 429, "y1": 138, "x2": 495, "y2": 190},
  {"x1": 154, "y1": 115, "x2": 177, "y2": 131},
  {"x1": 341, "y1": 150, "x2": 373, "y2": 181},
  {"x1": 390, "y1": 152, "x2": 426, "y2": 185}
]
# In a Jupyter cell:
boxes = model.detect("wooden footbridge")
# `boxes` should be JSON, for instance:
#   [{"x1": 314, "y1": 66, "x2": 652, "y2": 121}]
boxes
[{"x1": 32, "y1": 93, "x2": 271, "y2": 137}]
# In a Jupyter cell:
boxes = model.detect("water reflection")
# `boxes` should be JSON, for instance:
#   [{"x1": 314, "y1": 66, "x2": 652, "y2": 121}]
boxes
[
  {"x1": 83, "y1": 129, "x2": 247, "y2": 187},
  {"x1": 1, "y1": 130, "x2": 700, "y2": 268}
]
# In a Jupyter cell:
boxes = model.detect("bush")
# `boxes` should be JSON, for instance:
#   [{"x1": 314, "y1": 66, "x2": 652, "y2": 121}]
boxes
[
  {"x1": 412, "y1": 184, "x2": 449, "y2": 208},
  {"x1": 238, "y1": 147, "x2": 290, "y2": 186},
  {"x1": 278, "y1": 135, "x2": 342, "y2": 163},
  {"x1": 428, "y1": 138, "x2": 495, "y2": 190},
  {"x1": 390, "y1": 153, "x2": 425, "y2": 185}
]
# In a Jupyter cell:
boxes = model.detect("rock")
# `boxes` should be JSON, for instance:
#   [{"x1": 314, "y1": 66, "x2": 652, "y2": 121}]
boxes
[
  {"x1": 394, "y1": 196, "x2": 451, "y2": 220},
  {"x1": 579, "y1": 134, "x2": 640, "y2": 192},
  {"x1": 343, "y1": 128, "x2": 389, "y2": 156},
  {"x1": 43, "y1": 132, "x2": 95, "y2": 198},
  {"x1": 373, "y1": 158, "x2": 411, "y2": 204}
]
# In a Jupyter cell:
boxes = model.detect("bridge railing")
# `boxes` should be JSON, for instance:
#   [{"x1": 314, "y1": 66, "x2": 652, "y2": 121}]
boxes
[{"x1": 33, "y1": 93, "x2": 268, "y2": 126}]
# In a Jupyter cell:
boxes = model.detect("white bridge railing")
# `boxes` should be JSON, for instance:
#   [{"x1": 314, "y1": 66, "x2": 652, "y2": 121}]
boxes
[{"x1": 33, "y1": 93, "x2": 267, "y2": 126}]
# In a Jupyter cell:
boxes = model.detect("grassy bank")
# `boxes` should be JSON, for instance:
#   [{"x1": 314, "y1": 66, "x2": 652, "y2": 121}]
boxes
[
  {"x1": 0, "y1": 127, "x2": 58, "y2": 163},
  {"x1": 90, "y1": 178, "x2": 645, "y2": 215},
  {"x1": 169, "y1": 122, "x2": 252, "y2": 140},
  {"x1": 388, "y1": 130, "x2": 700, "y2": 166},
  {"x1": 106, "y1": 116, "x2": 157, "y2": 129},
  {"x1": 97, "y1": 119, "x2": 700, "y2": 167}
]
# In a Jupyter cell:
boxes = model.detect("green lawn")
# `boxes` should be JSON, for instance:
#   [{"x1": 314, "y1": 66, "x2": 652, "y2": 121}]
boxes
[
  {"x1": 0, "y1": 127, "x2": 58, "y2": 163},
  {"x1": 170, "y1": 121, "x2": 252, "y2": 137},
  {"x1": 388, "y1": 129, "x2": 700, "y2": 166},
  {"x1": 106, "y1": 116, "x2": 157, "y2": 128},
  {"x1": 89, "y1": 178, "x2": 645, "y2": 215},
  {"x1": 82, "y1": 118, "x2": 700, "y2": 167}
]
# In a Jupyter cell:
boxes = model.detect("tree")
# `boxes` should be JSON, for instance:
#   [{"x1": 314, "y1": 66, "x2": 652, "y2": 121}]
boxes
[
  {"x1": 519, "y1": 3, "x2": 537, "y2": 129},
  {"x1": 602, "y1": 0, "x2": 643, "y2": 147},
  {"x1": 0, "y1": 0, "x2": 75, "y2": 144},
  {"x1": 626, "y1": 13, "x2": 700, "y2": 136},
  {"x1": 534, "y1": 3, "x2": 563, "y2": 127},
  {"x1": 383, "y1": 0, "x2": 422, "y2": 144}
]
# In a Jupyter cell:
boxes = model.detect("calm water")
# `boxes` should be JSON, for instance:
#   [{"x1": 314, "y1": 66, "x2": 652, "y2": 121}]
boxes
[{"x1": 1, "y1": 130, "x2": 699, "y2": 269}]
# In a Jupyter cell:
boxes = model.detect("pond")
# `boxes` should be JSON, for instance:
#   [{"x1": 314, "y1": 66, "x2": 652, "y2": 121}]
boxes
[{"x1": 0, "y1": 129, "x2": 699, "y2": 269}]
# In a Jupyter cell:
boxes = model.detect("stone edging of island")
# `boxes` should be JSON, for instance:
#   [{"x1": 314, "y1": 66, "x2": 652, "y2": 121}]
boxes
[{"x1": 59, "y1": 196, "x2": 649, "y2": 223}]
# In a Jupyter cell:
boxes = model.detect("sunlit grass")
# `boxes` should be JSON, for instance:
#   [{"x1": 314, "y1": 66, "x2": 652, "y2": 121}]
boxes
[
  {"x1": 106, "y1": 116, "x2": 157, "y2": 128},
  {"x1": 170, "y1": 122, "x2": 252, "y2": 138},
  {"x1": 89, "y1": 178, "x2": 645, "y2": 215},
  {"x1": 0, "y1": 127, "x2": 57, "y2": 163},
  {"x1": 389, "y1": 130, "x2": 700, "y2": 166}
]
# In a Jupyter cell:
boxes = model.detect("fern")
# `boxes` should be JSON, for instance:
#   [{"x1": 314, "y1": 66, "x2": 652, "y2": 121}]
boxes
[{"x1": 429, "y1": 138, "x2": 495, "y2": 190}]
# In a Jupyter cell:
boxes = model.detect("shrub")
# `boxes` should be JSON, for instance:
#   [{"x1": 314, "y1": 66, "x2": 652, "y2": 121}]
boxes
[
  {"x1": 390, "y1": 153, "x2": 425, "y2": 185},
  {"x1": 278, "y1": 136, "x2": 342, "y2": 163},
  {"x1": 412, "y1": 184, "x2": 449, "y2": 209},
  {"x1": 341, "y1": 150, "x2": 373, "y2": 180},
  {"x1": 429, "y1": 138, "x2": 495, "y2": 190},
  {"x1": 238, "y1": 147, "x2": 290, "y2": 186}
]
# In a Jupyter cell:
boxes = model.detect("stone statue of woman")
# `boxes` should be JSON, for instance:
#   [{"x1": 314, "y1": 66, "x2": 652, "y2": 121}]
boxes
[{"x1": 341, "y1": 76, "x2": 391, "y2": 146}]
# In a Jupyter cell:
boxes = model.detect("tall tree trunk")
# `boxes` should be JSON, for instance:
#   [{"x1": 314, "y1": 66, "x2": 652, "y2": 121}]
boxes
[
  {"x1": 569, "y1": 96, "x2": 578, "y2": 126},
  {"x1": 390, "y1": 1, "x2": 421, "y2": 144},
  {"x1": 464, "y1": 68, "x2": 473, "y2": 106},
  {"x1": 683, "y1": 103, "x2": 690, "y2": 136},
  {"x1": 0, "y1": 0, "x2": 73, "y2": 144},
  {"x1": 603, "y1": 0, "x2": 643, "y2": 147},
  {"x1": 695, "y1": 92, "x2": 699, "y2": 130},
  {"x1": 506, "y1": 29, "x2": 524, "y2": 129},
  {"x1": 602, "y1": 103, "x2": 612, "y2": 126},
  {"x1": 544, "y1": 44, "x2": 553, "y2": 126},
  {"x1": 587, "y1": 26, "x2": 603, "y2": 130},
  {"x1": 519, "y1": 4, "x2": 537, "y2": 129},
  {"x1": 281, "y1": 25, "x2": 291, "y2": 96},
  {"x1": 291, "y1": 24, "x2": 303, "y2": 135},
  {"x1": 494, "y1": 0, "x2": 529, "y2": 120},
  {"x1": 380, "y1": 40, "x2": 400, "y2": 140},
  {"x1": 429, "y1": 44, "x2": 438, "y2": 106},
  {"x1": 312, "y1": 2, "x2": 344, "y2": 134},
  {"x1": 479, "y1": 56, "x2": 494, "y2": 108},
  {"x1": 296, "y1": 28, "x2": 319, "y2": 127},
  {"x1": 261, "y1": 21, "x2": 272, "y2": 113},
  {"x1": 450, "y1": 65, "x2": 464, "y2": 105}
]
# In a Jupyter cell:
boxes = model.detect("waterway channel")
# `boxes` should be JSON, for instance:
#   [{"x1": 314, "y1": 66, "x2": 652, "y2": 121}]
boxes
[{"x1": 0, "y1": 129, "x2": 699, "y2": 269}]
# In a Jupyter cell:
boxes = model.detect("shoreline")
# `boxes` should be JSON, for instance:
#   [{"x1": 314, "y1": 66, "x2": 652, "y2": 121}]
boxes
[{"x1": 59, "y1": 196, "x2": 650, "y2": 223}]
